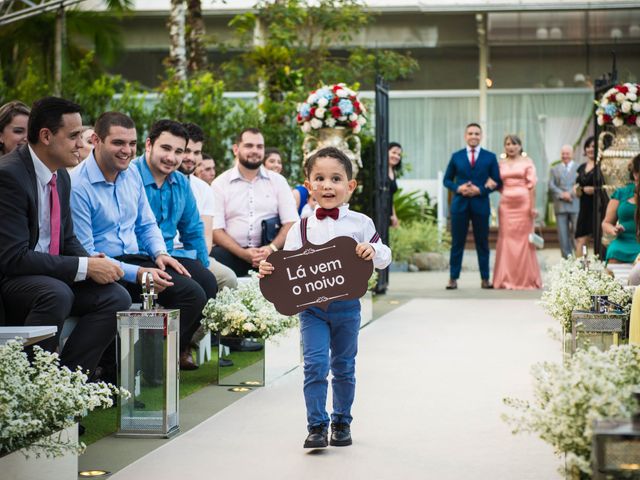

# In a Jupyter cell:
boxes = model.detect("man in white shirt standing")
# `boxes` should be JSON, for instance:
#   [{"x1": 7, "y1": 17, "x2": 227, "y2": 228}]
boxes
[
  {"x1": 212, "y1": 128, "x2": 299, "y2": 277},
  {"x1": 179, "y1": 123, "x2": 237, "y2": 290},
  {"x1": 549, "y1": 144, "x2": 579, "y2": 258}
]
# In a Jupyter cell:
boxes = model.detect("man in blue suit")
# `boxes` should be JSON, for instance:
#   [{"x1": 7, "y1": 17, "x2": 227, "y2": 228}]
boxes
[{"x1": 443, "y1": 123, "x2": 501, "y2": 290}]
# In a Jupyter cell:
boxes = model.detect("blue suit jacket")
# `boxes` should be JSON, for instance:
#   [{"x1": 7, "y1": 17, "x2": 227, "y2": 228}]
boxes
[{"x1": 443, "y1": 147, "x2": 501, "y2": 216}]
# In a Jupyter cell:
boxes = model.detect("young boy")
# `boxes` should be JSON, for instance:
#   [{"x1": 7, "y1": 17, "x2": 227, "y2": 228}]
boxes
[{"x1": 259, "y1": 146, "x2": 391, "y2": 449}]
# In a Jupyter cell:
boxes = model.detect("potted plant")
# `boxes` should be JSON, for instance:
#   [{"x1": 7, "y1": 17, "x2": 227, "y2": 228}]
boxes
[
  {"x1": 503, "y1": 345, "x2": 640, "y2": 479},
  {"x1": 0, "y1": 340, "x2": 125, "y2": 478},
  {"x1": 201, "y1": 274, "x2": 299, "y2": 386}
]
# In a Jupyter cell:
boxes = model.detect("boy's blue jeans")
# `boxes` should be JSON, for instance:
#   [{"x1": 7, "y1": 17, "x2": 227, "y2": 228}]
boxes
[{"x1": 299, "y1": 299, "x2": 360, "y2": 430}]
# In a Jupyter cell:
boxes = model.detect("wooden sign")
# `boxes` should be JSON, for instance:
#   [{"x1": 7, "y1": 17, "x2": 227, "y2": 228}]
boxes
[{"x1": 259, "y1": 236, "x2": 373, "y2": 315}]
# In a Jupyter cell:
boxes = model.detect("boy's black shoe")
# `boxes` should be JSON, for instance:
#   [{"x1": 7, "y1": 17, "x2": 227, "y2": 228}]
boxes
[
  {"x1": 303, "y1": 426, "x2": 328, "y2": 449},
  {"x1": 330, "y1": 422, "x2": 352, "y2": 446}
]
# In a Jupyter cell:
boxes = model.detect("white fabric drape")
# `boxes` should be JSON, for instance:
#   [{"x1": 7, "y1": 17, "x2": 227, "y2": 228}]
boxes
[{"x1": 388, "y1": 88, "x2": 593, "y2": 213}]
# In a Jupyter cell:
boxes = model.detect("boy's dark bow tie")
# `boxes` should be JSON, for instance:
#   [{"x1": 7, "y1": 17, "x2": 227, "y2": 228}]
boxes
[{"x1": 316, "y1": 207, "x2": 339, "y2": 220}]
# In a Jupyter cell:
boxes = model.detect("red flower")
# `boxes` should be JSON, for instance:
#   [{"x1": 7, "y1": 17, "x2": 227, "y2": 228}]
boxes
[
  {"x1": 350, "y1": 121, "x2": 359, "y2": 128},
  {"x1": 297, "y1": 113, "x2": 302, "y2": 122},
  {"x1": 309, "y1": 107, "x2": 316, "y2": 118},
  {"x1": 608, "y1": 93, "x2": 617, "y2": 102},
  {"x1": 628, "y1": 114, "x2": 638, "y2": 125},
  {"x1": 330, "y1": 106, "x2": 342, "y2": 118},
  {"x1": 332, "y1": 85, "x2": 342, "y2": 93},
  {"x1": 603, "y1": 114, "x2": 612, "y2": 123},
  {"x1": 616, "y1": 85, "x2": 629, "y2": 94},
  {"x1": 332, "y1": 97, "x2": 340, "y2": 105},
  {"x1": 353, "y1": 101, "x2": 361, "y2": 113}
]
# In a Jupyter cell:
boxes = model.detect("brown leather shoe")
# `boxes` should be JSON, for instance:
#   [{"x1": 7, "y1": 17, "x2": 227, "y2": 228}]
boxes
[
  {"x1": 445, "y1": 279, "x2": 457, "y2": 290},
  {"x1": 481, "y1": 279, "x2": 493, "y2": 289},
  {"x1": 179, "y1": 350, "x2": 198, "y2": 370}
]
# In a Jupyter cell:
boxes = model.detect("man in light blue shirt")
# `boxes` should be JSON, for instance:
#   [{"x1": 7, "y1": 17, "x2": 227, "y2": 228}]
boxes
[
  {"x1": 132, "y1": 118, "x2": 217, "y2": 309},
  {"x1": 70, "y1": 112, "x2": 207, "y2": 370}
]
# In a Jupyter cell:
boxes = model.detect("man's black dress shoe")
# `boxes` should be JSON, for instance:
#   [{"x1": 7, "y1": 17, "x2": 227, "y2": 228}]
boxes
[
  {"x1": 329, "y1": 422, "x2": 352, "y2": 446},
  {"x1": 303, "y1": 426, "x2": 328, "y2": 449},
  {"x1": 228, "y1": 339, "x2": 264, "y2": 352},
  {"x1": 445, "y1": 279, "x2": 457, "y2": 290},
  {"x1": 219, "y1": 357, "x2": 234, "y2": 367},
  {"x1": 481, "y1": 280, "x2": 494, "y2": 289}
]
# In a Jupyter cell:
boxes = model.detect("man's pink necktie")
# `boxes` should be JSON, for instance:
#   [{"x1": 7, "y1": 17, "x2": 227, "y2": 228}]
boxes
[
  {"x1": 49, "y1": 173, "x2": 61, "y2": 255},
  {"x1": 470, "y1": 148, "x2": 476, "y2": 168}
]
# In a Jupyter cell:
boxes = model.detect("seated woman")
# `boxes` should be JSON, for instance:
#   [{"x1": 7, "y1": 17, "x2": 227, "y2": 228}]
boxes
[{"x1": 601, "y1": 154, "x2": 640, "y2": 264}]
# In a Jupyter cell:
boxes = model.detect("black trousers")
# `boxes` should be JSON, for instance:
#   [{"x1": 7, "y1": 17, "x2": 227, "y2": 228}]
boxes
[
  {"x1": 1, "y1": 275, "x2": 131, "y2": 374},
  {"x1": 115, "y1": 254, "x2": 216, "y2": 352},
  {"x1": 212, "y1": 246, "x2": 255, "y2": 277}
]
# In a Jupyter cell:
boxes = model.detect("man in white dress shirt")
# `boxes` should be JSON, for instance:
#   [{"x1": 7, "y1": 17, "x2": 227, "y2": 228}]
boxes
[{"x1": 211, "y1": 128, "x2": 298, "y2": 277}]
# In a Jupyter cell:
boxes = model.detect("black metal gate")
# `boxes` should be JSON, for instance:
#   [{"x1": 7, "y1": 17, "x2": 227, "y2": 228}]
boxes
[{"x1": 374, "y1": 75, "x2": 390, "y2": 293}]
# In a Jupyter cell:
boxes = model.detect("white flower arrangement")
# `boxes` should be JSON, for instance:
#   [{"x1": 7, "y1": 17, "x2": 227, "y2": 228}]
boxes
[
  {"x1": 297, "y1": 83, "x2": 367, "y2": 134},
  {"x1": 503, "y1": 345, "x2": 640, "y2": 476},
  {"x1": 595, "y1": 82, "x2": 640, "y2": 127},
  {"x1": 201, "y1": 274, "x2": 298, "y2": 339},
  {"x1": 0, "y1": 340, "x2": 126, "y2": 458},
  {"x1": 540, "y1": 255, "x2": 631, "y2": 331}
]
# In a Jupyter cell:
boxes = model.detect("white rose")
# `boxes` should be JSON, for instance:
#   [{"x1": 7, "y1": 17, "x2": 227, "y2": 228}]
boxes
[
  {"x1": 633, "y1": 102, "x2": 640, "y2": 112},
  {"x1": 616, "y1": 92, "x2": 626, "y2": 102},
  {"x1": 612, "y1": 116, "x2": 624, "y2": 127},
  {"x1": 310, "y1": 118, "x2": 323, "y2": 129},
  {"x1": 338, "y1": 116, "x2": 347, "y2": 121},
  {"x1": 307, "y1": 94, "x2": 318, "y2": 104},
  {"x1": 621, "y1": 101, "x2": 632, "y2": 113},
  {"x1": 325, "y1": 118, "x2": 337, "y2": 127},
  {"x1": 597, "y1": 115, "x2": 605, "y2": 126},
  {"x1": 626, "y1": 93, "x2": 637, "y2": 102},
  {"x1": 301, "y1": 122, "x2": 311, "y2": 133},
  {"x1": 606, "y1": 88, "x2": 617, "y2": 97},
  {"x1": 637, "y1": 117, "x2": 640, "y2": 127},
  {"x1": 317, "y1": 98, "x2": 329, "y2": 108},
  {"x1": 315, "y1": 107, "x2": 326, "y2": 118},
  {"x1": 357, "y1": 116, "x2": 367, "y2": 125},
  {"x1": 629, "y1": 86, "x2": 638, "y2": 94},
  {"x1": 337, "y1": 89, "x2": 348, "y2": 98},
  {"x1": 352, "y1": 124, "x2": 362, "y2": 134},
  {"x1": 349, "y1": 113, "x2": 358, "y2": 121}
]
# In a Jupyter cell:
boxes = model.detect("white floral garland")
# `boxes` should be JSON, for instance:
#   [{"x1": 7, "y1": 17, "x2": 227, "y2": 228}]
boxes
[{"x1": 503, "y1": 345, "x2": 640, "y2": 476}]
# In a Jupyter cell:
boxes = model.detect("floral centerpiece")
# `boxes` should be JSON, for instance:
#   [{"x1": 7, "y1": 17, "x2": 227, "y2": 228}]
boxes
[
  {"x1": 296, "y1": 83, "x2": 367, "y2": 134},
  {"x1": 0, "y1": 340, "x2": 126, "y2": 458},
  {"x1": 540, "y1": 255, "x2": 631, "y2": 331},
  {"x1": 503, "y1": 345, "x2": 640, "y2": 477},
  {"x1": 595, "y1": 83, "x2": 640, "y2": 127},
  {"x1": 201, "y1": 274, "x2": 298, "y2": 339}
]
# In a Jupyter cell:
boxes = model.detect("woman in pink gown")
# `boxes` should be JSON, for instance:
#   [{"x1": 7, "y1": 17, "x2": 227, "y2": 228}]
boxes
[{"x1": 492, "y1": 134, "x2": 542, "y2": 289}]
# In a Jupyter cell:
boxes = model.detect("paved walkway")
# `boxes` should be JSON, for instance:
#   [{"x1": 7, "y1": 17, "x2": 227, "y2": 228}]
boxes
[{"x1": 111, "y1": 291, "x2": 562, "y2": 480}]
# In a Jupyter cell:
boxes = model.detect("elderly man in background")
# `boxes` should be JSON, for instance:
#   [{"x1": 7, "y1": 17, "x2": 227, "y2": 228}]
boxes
[{"x1": 549, "y1": 144, "x2": 580, "y2": 258}]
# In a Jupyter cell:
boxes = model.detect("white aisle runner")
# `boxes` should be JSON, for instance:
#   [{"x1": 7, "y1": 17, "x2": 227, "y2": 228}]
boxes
[{"x1": 111, "y1": 299, "x2": 562, "y2": 480}]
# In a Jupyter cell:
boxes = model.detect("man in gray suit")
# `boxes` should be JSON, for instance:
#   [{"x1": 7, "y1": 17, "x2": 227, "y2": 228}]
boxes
[{"x1": 549, "y1": 144, "x2": 580, "y2": 258}]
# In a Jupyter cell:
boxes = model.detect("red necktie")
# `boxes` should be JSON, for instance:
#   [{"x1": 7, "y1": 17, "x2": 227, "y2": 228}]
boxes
[
  {"x1": 470, "y1": 148, "x2": 476, "y2": 168},
  {"x1": 316, "y1": 207, "x2": 339, "y2": 220},
  {"x1": 49, "y1": 173, "x2": 61, "y2": 255}
]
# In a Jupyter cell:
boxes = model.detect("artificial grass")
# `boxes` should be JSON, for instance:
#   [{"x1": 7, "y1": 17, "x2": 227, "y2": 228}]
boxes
[{"x1": 81, "y1": 347, "x2": 263, "y2": 446}]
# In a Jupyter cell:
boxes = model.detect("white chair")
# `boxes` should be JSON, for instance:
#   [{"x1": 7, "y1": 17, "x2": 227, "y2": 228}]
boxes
[{"x1": 606, "y1": 263, "x2": 634, "y2": 286}]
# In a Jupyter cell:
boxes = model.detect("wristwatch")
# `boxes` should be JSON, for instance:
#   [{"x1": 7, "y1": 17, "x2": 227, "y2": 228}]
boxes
[{"x1": 268, "y1": 243, "x2": 278, "y2": 253}]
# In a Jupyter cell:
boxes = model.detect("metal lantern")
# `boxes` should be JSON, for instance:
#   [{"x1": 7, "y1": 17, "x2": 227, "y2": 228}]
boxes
[
  {"x1": 569, "y1": 295, "x2": 629, "y2": 355},
  {"x1": 592, "y1": 391, "x2": 640, "y2": 479},
  {"x1": 116, "y1": 273, "x2": 180, "y2": 438}
]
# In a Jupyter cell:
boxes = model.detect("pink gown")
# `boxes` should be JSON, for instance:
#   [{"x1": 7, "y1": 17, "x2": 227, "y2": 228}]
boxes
[{"x1": 493, "y1": 160, "x2": 542, "y2": 289}]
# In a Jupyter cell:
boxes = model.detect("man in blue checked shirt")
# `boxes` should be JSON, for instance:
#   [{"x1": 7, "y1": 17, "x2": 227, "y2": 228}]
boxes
[{"x1": 70, "y1": 112, "x2": 211, "y2": 371}]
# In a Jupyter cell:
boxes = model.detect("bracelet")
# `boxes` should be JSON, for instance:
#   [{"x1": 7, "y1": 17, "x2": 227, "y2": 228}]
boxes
[{"x1": 269, "y1": 243, "x2": 278, "y2": 253}]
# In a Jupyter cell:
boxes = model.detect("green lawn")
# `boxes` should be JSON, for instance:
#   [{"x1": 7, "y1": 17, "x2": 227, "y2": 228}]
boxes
[{"x1": 81, "y1": 347, "x2": 263, "y2": 445}]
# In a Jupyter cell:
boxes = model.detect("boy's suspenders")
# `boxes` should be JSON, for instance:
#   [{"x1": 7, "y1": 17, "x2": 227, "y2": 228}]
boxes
[{"x1": 300, "y1": 217, "x2": 308, "y2": 244}]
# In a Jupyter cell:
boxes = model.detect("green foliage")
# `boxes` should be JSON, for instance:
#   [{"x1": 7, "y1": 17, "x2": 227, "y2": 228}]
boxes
[
  {"x1": 393, "y1": 188, "x2": 438, "y2": 224},
  {"x1": 152, "y1": 71, "x2": 261, "y2": 171},
  {"x1": 390, "y1": 220, "x2": 450, "y2": 262},
  {"x1": 217, "y1": 0, "x2": 418, "y2": 181}
]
